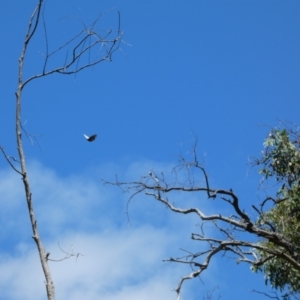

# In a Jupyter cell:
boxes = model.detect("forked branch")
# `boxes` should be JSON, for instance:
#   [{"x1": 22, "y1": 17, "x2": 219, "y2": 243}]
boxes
[{"x1": 21, "y1": 5, "x2": 123, "y2": 89}]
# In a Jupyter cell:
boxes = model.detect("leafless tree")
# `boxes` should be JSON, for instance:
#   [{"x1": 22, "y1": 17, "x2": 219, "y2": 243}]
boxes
[
  {"x1": 103, "y1": 142, "x2": 300, "y2": 300},
  {"x1": 0, "y1": 1, "x2": 122, "y2": 299}
]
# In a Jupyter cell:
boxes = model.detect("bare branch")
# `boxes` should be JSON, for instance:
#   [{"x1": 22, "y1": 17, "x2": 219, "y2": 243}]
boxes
[
  {"x1": 22, "y1": 11, "x2": 123, "y2": 89},
  {"x1": 0, "y1": 147, "x2": 22, "y2": 175},
  {"x1": 25, "y1": 0, "x2": 43, "y2": 47},
  {"x1": 46, "y1": 243, "x2": 83, "y2": 262},
  {"x1": 251, "y1": 289, "x2": 280, "y2": 299}
]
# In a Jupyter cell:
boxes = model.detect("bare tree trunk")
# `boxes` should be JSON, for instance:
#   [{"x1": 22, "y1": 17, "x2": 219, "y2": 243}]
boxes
[
  {"x1": 15, "y1": 92, "x2": 55, "y2": 297},
  {"x1": 15, "y1": 1, "x2": 55, "y2": 298}
]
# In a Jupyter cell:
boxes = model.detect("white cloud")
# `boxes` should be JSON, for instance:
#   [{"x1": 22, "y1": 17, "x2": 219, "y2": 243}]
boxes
[
  {"x1": 0, "y1": 226, "x2": 186, "y2": 300},
  {"x1": 0, "y1": 160, "x2": 214, "y2": 300}
]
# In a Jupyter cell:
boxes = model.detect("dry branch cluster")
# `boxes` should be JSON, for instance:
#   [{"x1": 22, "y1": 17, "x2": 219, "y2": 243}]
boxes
[{"x1": 105, "y1": 129, "x2": 300, "y2": 300}]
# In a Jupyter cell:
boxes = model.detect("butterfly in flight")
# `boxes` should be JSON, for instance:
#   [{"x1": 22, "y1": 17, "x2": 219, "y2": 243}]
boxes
[{"x1": 83, "y1": 134, "x2": 97, "y2": 142}]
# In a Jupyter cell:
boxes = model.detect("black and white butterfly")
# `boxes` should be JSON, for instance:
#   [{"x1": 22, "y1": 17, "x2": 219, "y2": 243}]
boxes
[{"x1": 83, "y1": 134, "x2": 97, "y2": 142}]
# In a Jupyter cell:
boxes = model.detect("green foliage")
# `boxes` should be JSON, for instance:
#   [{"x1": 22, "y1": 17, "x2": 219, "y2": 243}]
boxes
[{"x1": 254, "y1": 126, "x2": 300, "y2": 296}]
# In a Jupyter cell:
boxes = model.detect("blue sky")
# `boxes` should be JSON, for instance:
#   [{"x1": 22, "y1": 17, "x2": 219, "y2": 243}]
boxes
[{"x1": 0, "y1": 1, "x2": 300, "y2": 299}]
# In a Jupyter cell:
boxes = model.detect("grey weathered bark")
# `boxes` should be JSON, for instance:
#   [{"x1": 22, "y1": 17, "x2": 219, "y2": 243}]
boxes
[{"x1": 16, "y1": 2, "x2": 55, "y2": 298}]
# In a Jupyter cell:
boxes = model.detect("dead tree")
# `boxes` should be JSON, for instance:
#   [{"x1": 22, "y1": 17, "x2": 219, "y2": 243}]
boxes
[
  {"x1": 103, "y1": 140, "x2": 300, "y2": 300},
  {"x1": 0, "y1": 1, "x2": 123, "y2": 299}
]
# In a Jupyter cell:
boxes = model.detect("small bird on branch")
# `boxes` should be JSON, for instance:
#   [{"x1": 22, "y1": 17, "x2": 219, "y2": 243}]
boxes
[{"x1": 83, "y1": 134, "x2": 97, "y2": 142}]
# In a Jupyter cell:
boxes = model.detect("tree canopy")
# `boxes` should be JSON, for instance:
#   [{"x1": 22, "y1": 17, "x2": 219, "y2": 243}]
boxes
[{"x1": 252, "y1": 125, "x2": 300, "y2": 298}]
